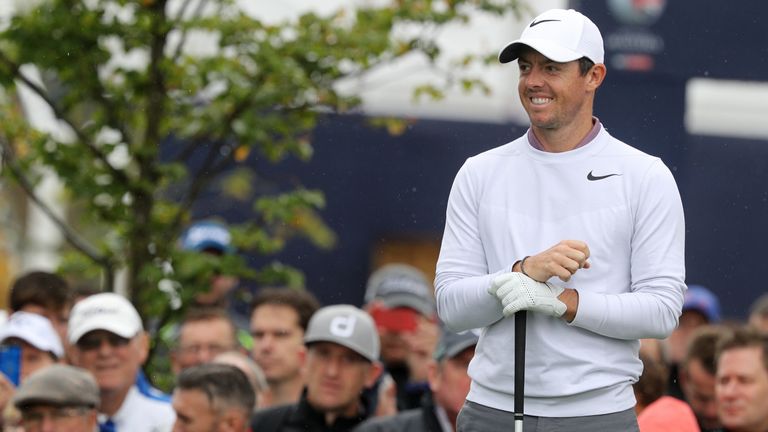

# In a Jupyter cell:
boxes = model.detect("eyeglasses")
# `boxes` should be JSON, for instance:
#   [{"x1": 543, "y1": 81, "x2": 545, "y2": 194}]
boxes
[
  {"x1": 76, "y1": 332, "x2": 131, "y2": 351},
  {"x1": 21, "y1": 406, "x2": 91, "y2": 427}
]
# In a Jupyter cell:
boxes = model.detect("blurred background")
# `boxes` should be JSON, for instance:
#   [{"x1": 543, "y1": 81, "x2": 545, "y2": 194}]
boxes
[{"x1": 0, "y1": 0, "x2": 766, "y2": 320}]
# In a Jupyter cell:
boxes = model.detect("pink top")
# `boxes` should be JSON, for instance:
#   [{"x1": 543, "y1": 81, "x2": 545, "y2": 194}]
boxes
[{"x1": 637, "y1": 396, "x2": 700, "y2": 432}]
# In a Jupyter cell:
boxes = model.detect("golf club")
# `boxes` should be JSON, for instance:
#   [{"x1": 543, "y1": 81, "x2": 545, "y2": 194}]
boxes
[{"x1": 514, "y1": 310, "x2": 527, "y2": 432}]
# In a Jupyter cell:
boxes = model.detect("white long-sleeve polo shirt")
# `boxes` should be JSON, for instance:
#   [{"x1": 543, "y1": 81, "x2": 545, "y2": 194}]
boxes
[{"x1": 435, "y1": 124, "x2": 686, "y2": 417}]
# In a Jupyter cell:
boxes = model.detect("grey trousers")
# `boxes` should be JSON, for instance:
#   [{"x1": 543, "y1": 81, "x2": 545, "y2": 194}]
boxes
[{"x1": 457, "y1": 400, "x2": 640, "y2": 432}]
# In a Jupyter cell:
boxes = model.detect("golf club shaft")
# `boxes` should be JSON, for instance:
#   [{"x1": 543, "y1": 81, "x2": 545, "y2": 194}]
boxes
[{"x1": 514, "y1": 310, "x2": 527, "y2": 432}]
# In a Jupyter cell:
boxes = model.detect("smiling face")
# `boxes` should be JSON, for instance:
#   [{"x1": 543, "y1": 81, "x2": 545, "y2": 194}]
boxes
[
  {"x1": 69, "y1": 330, "x2": 148, "y2": 398},
  {"x1": 716, "y1": 346, "x2": 768, "y2": 432},
  {"x1": 517, "y1": 47, "x2": 605, "y2": 148}
]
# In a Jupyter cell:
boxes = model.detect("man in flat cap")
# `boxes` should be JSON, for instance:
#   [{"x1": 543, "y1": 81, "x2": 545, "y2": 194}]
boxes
[{"x1": 13, "y1": 364, "x2": 99, "y2": 431}]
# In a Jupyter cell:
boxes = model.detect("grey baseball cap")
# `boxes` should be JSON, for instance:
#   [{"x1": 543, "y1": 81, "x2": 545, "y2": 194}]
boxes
[
  {"x1": 304, "y1": 305, "x2": 380, "y2": 362},
  {"x1": 364, "y1": 264, "x2": 436, "y2": 317},
  {"x1": 433, "y1": 328, "x2": 480, "y2": 361},
  {"x1": 13, "y1": 364, "x2": 99, "y2": 408}
]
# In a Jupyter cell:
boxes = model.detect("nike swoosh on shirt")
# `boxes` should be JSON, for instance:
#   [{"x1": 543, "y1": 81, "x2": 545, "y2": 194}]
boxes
[
  {"x1": 587, "y1": 171, "x2": 622, "y2": 181},
  {"x1": 529, "y1": 19, "x2": 560, "y2": 27}
]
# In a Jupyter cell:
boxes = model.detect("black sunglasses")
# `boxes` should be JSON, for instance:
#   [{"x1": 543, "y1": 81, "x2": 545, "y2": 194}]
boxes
[{"x1": 76, "y1": 332, "x2": 131, "y2": 350}]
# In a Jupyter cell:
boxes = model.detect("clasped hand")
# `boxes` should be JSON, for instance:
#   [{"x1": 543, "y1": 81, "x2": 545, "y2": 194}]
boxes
[{"x1": 489, "y1": 272, "x2": 566, "y2": 317}]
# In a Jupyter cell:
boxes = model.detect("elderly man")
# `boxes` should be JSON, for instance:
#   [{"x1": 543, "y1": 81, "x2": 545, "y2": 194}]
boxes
[
  {"x1": 12, "y1": 364, "x2": 100, "y2": 432},
  {"x1": 68, "y1": 292, "x2": 175, "y2": 431},
  {"x1": 172, "y1": 363, "x2": 255, "y2": 432},
  {"x1": 251, "y1": 304, "x2": 383, "y2": 431}
]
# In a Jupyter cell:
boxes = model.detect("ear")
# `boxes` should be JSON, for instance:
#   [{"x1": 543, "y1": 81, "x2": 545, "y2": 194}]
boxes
[
  {"x1": 87, "y1": 409, "x2": 98, "y2": 429},
  {"x1": 217, "y1": 408, "x2": 246, "y2": 432},
  {"x1": 678, "y1": 365, "x2": 689, "y2": 388},
  {"x1": 136, "y1": 331, "x2": 150, "y2": 365},
  {"x1": 67, "y1": 344, "x2": 82, "y2": 366},
  {"x1": 297, "y1": 345, "x2": 307, "y2": 366},
  {"x1": 365, "y1": 361, "x2": 384, "y2": 389},
  {"x1": 426, "y1": 360, "x2": 440, "y2": 393},
  {"x1": 170, "y1": 350, "x2": 182, "y2": 375},
  {"x1": 586, "y1": 63, "x2": 607, "y2": 91}
]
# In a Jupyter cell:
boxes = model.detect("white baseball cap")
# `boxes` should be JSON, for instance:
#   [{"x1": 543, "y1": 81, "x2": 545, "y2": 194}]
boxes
[
  {"x1": 499, "y1": 9, "x2": 604, "y2": 64},
  {"x1": 68, "y1": 293, "x2": 143, "y2": 344},
  {"x1": 304, "y1": 305, "x2": 380, "y2": 362},
  {"x1": 0, "y1": 312, "x2": 64, "y2": 358}
]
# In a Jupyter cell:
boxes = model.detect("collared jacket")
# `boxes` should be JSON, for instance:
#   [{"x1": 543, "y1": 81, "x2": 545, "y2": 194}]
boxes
[
  {"x1": 251, "y1": 391, "x2": 370, "y2": 432},
  {"x1": 353, "y1": 393, "x2": 445, "y2": 432}
]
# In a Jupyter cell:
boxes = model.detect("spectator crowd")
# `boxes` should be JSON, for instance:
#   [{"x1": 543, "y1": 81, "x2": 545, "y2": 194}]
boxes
[{"x1": 0, "y1": 222, "x2": 766, "y2": 432}]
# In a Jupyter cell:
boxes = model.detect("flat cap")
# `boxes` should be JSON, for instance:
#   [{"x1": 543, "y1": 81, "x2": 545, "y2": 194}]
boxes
[{"x1": 13, "y1": 364, "x2": 99, "y2": 409}]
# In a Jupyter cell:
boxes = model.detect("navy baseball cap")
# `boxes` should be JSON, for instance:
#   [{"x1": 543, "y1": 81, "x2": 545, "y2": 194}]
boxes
[
  {"x1": 683, "y1": 285, "x2": 721, "y2": 323},
  {"x1": 180, "y1": 220, "x2": 233, "y2": 253}
]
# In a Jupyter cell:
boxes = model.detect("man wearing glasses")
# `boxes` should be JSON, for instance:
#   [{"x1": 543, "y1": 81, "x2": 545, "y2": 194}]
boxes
[
  {"x1": 171, "y1": 308, "x2": 239, "y2": 375},
  {"x1": 13, "y1": 364, "x2": 99, "y2": 432},
  {"x1": 68, "y1": 293, "x2": 175, "y2": 432}
]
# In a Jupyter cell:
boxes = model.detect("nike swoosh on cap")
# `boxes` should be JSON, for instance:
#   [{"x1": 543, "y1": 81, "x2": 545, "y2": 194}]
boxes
[
  {"x1": 587, "y1": 171, "x2": 622, "y2": 181},
  {"x1": 529, "y1": 19, "x2": 560, "y2": 27}
]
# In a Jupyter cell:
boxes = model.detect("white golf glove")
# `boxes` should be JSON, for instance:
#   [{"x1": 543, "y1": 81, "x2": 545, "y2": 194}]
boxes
[{"x1": 489, "y1": 272, "x2": 567, "y2": 318}]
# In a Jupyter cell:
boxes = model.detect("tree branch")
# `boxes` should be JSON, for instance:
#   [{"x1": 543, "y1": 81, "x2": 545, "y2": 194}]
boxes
[
  {"x1": 170, "y1": 0, "x2": 211, "y2": 64},
  {"x1": 0, "y1": 50, "x2": 131, "y2": 186},
  {"x1": 0, "y1": 137, "x2": 112, "y2": 269}
]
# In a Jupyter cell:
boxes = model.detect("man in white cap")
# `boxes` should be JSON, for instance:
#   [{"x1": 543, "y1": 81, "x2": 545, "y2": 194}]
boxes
[
  {"x1": 68, "y1": 293, "x2": 175, "y2": 431},
  {"x1": 250, "y1": 304, "x2": 383, "y2": 431},
  {"x1": 435, "y1": 8, "x2": 685, "y2": 431},
  {"x1": 0, "y1": 311, "x2": 64, "y2": 382},
  {"x1": 0, "y1": 311, "x2": 65, "y2": 427}
]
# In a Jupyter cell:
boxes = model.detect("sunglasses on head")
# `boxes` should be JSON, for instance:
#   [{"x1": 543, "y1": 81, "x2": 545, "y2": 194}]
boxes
[{"x1": 76, "y1": 332, "x2": 131, "y2": 350}]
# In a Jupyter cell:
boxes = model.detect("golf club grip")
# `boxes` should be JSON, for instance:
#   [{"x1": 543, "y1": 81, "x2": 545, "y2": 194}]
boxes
[{"x1": 514, "y1": 310, "x2": 527, "y2": 424}]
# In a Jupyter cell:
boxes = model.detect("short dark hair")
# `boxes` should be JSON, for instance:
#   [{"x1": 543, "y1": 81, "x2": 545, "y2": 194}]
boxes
[
  {"x1": 683, "y1": 325, "x2": 729, "y2": 375},
  {"x1": 578, "y1": 57, "x2": 595, "y2": 76},
  {"x1": 10, "y1": 271, "x2": 70, "y2": 312},
  {"x1": 634, "y1": 350, "x2": 668, "y2": 408},
  {"x1": 177, "y1": 307, "x2": 238, "y2": 347},
  {"x1": 176, "y1": 363, "x2": 255, "y2": 414},
  {"x1": 250, "y1": 288, "x2": 320, "y2": 331},
  {"x1": 716, "y1": 326, "x2": 768, "y2": 372}
]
